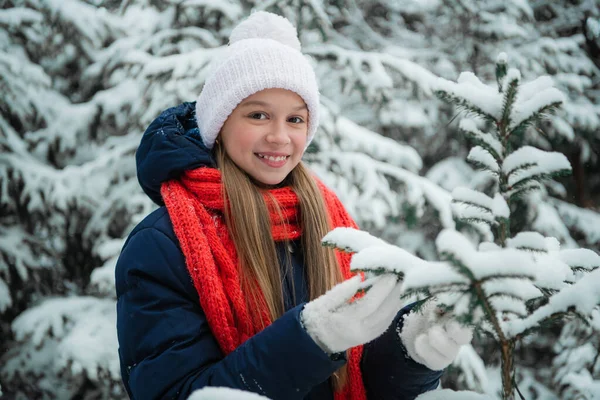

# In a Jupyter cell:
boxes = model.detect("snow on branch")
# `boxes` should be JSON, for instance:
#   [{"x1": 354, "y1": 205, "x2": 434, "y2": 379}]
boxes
[
  {"x1": 506, "y1": 231, "x2": 551, "y2": 252},
  {"x1": 436, "y1": 229, "x2": 540, "y2": 281},
  {"x1": 188, "y1": 387, "x2": 270, "y2": 400},
  {"x1": 503, "y1": 146, "x2": 572, "y2": 189},
  {"x1": 467, "y1": 146, "x2": 500, "y2": 175},
  {"x1": 510, "y1": 76, "x2": 566, "y2": 131},
  {"x1": 435, "y1": 73, "x2": 501, "y2": 123},
  {"x1": 504, "y1": 268, "x2": 600, "y2": 338},
  {"x1": 0, "y1": 7, "x2": 43, "y2": 27},
  {"x1": 40, "y1": 0, "x2": 119, "y2": 48},
  {"x1": 306, "y1": 44, "x2": 439, "y2": 99},
  {"x1": 335, "y1": 115, "x2": 423, "y2": 172},
  {"x1": 459, "y1": 119, "x2": 503, "y2": 160},
  {"x1": 416, "y1": 389, "x2": 494, "y2": 399},
  {"x1": 322, "y1": 227, "x2": 390, "y2": 253},
  {"x1": 312, "y1": 150, "x2": 454, "y2": 230},
  {"x1": 552, "y1": 199, "x2": 600, "y2": 246}
]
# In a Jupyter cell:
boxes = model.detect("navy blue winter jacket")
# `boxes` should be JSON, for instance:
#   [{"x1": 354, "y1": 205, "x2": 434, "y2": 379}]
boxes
[{"x1": 115, "y1": 102, "x2": 443, "y2": 400}]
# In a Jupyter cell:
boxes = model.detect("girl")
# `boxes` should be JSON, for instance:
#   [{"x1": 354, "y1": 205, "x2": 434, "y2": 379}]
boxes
[{"x1": 116, "y1": 12, "x2": 471, "y2": 400}]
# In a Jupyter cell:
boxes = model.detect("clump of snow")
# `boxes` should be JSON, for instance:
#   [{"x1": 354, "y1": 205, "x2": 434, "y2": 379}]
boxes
[
  {"x1": 507, "y1": 231, "x2": 548, "y2": 251},
  {"x1": 492, "y1": 194, "x2": 509, "y2": 219},
  {"x1": 467, "y1": 146, "x2": 500, "y2": 173},
  {"x1": 452, "y1": 187, "x2": 493, "y2": 211},
  {"x1": 503, "y1": 146, "x2": 571, "y2": 187},
  {"x1": 459, "y1": 119, "x2": 503, "y2": 158},
  {"x1": 483, "y1": 278, "x2": 542, "y2": 301},
  {"x1": 501, "y1": 68, "x2": 521, "y2": 93},
  {"x1": 322, "y1": 227, "x2": 390, "y2": 253},
  {"x1": 505, "y1": 268, "x2": 600, "y2": 337},
  {"x1": 188, "y1": 387, "x2": 270, "y2": 400},
  {"x1": 436, "y1": 73, "x2": 502, "y2": 120},
  {"x1": 416, "y1": 389, "x2": 494, "y2": 399},
  {"x1": 555, "y1": 249, "x2": 600, "y2": 271}
]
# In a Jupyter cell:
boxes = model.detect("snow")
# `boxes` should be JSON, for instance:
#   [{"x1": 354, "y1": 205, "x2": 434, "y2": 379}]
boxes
[
  {"x1": 3, "y1": 1, "x2": 600, "y2": 399},
  {"x1": 492, "y1": 194, "x2": 509, "y2": 219},
  {"x1": 452, "y1": 345, "x2": 490, "y2": 392},
  {"x1": 467, "y1": 146, "x2": 500, "y2": 174},
  {"x1": 188, "y1": 387, "x2": 270, "y2": 400},
  {"x1": 531, "y1": 200, "x2": 578, "y2": 249},
  {"x1": 436, "y1": 230, "x2": 540, "y2": 280},
  {"x1": 402, "y1": 262, "x2": 469, "y2": 292},
  {"x1": 452, "y1": 187, "x2": 493, "y2": 212},
  {"x1": 501, "y1": 68, "x2": 521, "y2": 93},
  {"x1": 502, "y1": 146, "x2": 571, "y2": 187},
  {"x1": 552, "y1": 199, "x2": 600, "y2": 245},
  {"x1": 426, "y1": 157, "x2": 476, "y2": 192},
  {"x1": 0, "y1": 7, "x2": 43, "y2": 26},
  {"x1": 322, "y1": 227, "x2": 391, "y2": 253},
  {"x1": 459, "y1": 119, "x2": 503, "y2": 159},
  {"x1": 482, "y1": 278, "x2": 542, "y2": 301},
  {"x1": 505, "y1": 268, "x2": 600, "y2": 337},
  {"x1": 490, "y1": 296, "x2": 528, "y2": 317},
  {"x1": 336, "y1": 115, "x2": 423, "y2": 172},
  {"x1": 506, "y1": 231, "x2": 548, "y2": 251},
  {"x1": 351, "y1": 245, "x2": 432, "y2": 277},
  {"x1": 555, "y1": 249, "x2": 600, "y2": 271},
  {"x1": 511, "y1": 86, "x2": 565, "y2": 128},
  {"x1": 0, "y1": 278, "x2": 11, "y2": 312},
  {"x1": 416, "y1": 389, "x2": 493, "y2": 399},
  {"x1": 435, "y1": 73, "x2": 502, "y2": 120}
]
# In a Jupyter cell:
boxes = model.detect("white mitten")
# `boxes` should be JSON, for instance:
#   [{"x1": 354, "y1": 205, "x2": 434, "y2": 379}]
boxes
[
  {"x1": 301, "y1": 274, "x2": 403, "y2": 354},
  {"x1": 399, "y1": 300, "x2": 473, "y2": 371}
]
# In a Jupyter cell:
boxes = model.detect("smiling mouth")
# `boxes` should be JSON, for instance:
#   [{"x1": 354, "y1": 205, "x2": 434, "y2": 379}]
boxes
[{"x1": 255, "y1": 153, "x2": 290, "y2": 161}]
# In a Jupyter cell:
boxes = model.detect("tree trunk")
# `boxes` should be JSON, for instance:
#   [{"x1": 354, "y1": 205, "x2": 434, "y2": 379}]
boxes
[{"x1": 500, "y1": 339, "x2": 515, "y2": 400}]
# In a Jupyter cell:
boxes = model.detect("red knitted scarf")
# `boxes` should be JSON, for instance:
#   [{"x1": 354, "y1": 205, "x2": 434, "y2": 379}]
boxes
[{"x1": 161, "y1": 167, "x2": 366, "y2": 400}]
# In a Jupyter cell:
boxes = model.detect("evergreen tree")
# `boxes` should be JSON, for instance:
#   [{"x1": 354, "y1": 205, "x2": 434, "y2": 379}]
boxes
[
  {"x1": 0, "y1": 1, "x2": 449, "y2": 397},
  {"x1": 1, "y1": 1, "x2": 599, "y2": 398},
  {"x1": 324, "y1": 56, "x2": 600, "y2": 399}
]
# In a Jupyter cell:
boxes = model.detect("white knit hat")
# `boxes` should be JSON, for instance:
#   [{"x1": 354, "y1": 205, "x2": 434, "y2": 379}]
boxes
[{"x1": 195, "y1": 11, "x2": 320, "y2": 149}]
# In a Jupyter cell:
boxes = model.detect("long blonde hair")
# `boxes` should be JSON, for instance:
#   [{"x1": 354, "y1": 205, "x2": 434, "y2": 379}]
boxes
[{"x1": 215, "y1": 142, "x2": 349, "y2": 390}]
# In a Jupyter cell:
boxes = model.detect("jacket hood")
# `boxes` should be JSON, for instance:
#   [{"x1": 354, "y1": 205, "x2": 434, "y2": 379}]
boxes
[{"x1": 136, "y1": 101, "x2": 216, "y2": 205}]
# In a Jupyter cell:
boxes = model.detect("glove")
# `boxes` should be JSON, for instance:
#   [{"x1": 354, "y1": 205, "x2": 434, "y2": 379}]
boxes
[
  {"x1": 301, "y1": 274, "x2": 403, "y2": 354},
  {"x1": 399, "y1": 300, "x2": 473, "y2": 371}
]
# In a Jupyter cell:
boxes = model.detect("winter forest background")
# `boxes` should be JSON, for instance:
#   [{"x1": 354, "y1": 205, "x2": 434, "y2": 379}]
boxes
[{"x1": 1, "y1": 0, "x2": 599, "y2": 399}]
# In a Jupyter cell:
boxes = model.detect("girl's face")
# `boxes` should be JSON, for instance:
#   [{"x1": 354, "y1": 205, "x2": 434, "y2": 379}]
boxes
[{"x1": 219, "y1": 88, "x2": 309, "y2": 186}]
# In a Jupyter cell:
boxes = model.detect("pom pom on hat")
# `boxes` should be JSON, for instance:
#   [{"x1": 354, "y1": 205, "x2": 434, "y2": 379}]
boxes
[
  {"x1": 229, "y1": 11, "x2": 301, "y2": 51},
  {"x1": 195, "y1": 12, "x2": 320, "y2": 150}
]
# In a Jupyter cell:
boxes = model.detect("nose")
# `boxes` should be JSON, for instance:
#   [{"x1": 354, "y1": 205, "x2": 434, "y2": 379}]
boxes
[{"x1": 265, "y1": 119, "x2": 291, "y2": 145}]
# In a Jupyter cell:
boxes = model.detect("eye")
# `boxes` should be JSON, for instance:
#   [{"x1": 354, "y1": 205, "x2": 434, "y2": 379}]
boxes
[
  {"x1": 249, "y1": 112, "x2": 268, "y2": 120},
  {"x1": 288, "y1": 116, "x2": 305, "y2": 124}
]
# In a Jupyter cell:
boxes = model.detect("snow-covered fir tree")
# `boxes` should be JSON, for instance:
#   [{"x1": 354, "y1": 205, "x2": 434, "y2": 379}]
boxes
[
  {"x1": 324, "y1": 56, "x2": 600, "y2": 399},
  {"x1": 1, "y1": 0, "x2": 599, "y2": 399},
  {"x1": 0, "y1": 1, "x2": 450, "y2": 397}
]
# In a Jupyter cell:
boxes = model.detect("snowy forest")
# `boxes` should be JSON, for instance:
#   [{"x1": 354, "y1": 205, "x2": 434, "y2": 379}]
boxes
[{"x1": 1, "y1": 0, "x2": 599, "y2": 399}]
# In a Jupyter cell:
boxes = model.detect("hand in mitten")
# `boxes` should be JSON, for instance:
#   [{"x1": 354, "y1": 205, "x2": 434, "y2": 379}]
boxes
[
  {"x1": 399, "y1": 300, "x2": 473, "y2": 371},
  {"x1": 301, "y1": 274, "x2": 403, "y2": 354}
]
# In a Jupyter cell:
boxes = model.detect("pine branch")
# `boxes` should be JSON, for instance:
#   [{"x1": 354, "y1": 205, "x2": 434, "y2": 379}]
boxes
[
  {"x1": 435, "y1": 90, "x2": 497, "y2": 124},
  {"x1": 451, "y1": 199, "x2": 493, "y2": 214},
  {"x1": 455, "y1": 217, "x2": 495, "y2": 227},
  {"x1": 507, "y1": 182, "x2": 542, "y2": 201},
  {"x1": 509, "y1": 169, "x2": 572, "y2": 191},
  {"x1": 509, "y1": 102, "x2": 562, "y2": 137},
  {"x1": 467, "y1": 159, "x2": 499, "y2": 174},
  {"x1": 501, "y1": 77, "x2": 519, "y2": 130},
  {"x1": 461, "y1": 129, "x2": 502, "y2": 162},
  {"x1": 505, "y1": 162, "x2": 537, "y2": 180},
  {"x1": 511, "y1": 246, "x2": 548, "y2": 254}
]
